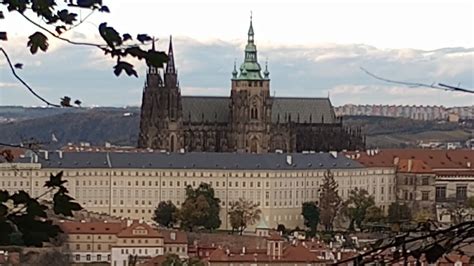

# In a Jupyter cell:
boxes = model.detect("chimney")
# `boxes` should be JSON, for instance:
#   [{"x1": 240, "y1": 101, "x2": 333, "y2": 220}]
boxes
[
  {"x1": 393, "y1": 156, "x2": 400, "y2": 165},
  {"x1": 337, "y1": 252, "x2": 341, "y2": 260},
  {"x1": 467, "y1": 162, "x2": 471, "y2": 168},
  {"x1": 286, "y1": 155, "x2": 292, "y2": 165},
  {"x1": 58, "y1": 150, "x2": 63, "y2": 159},
  {"x1": 43, "y1": 150, "x2": 48, "y2": 160},
  {"x1": 242, "y1": 246, "x2": 246, "y2": 254},
  {"x1": 170, "y1": 232, "x2": 176, "y2": 241},
  {"x1": 408, "y1": 159, "x2": 413, "y2": 172}
]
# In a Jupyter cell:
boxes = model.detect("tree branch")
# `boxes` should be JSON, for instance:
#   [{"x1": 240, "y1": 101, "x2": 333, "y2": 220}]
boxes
[
  {"x1": 360, "y1": 67, "x2": 474, "y2": 94},
  {"x1": 0, "y1": 47, "x2": 61, "y2": 107},
  {"x1": 18, "y1": 12, "x2": 106, "y2": 49}
]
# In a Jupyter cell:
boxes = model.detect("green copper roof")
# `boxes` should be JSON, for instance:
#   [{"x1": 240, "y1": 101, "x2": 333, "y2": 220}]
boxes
[{"x1": 233, "y1": 16, "x2": 269, "y2": 81}]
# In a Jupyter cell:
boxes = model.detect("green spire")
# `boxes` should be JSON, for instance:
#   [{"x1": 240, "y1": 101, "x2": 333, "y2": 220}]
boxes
[
  {"x1": 232, "y1": 60, "x2": 238, "y2": 78},
  {"x1": 234, "y1": 13, "x2": 267, "y2": 80}
]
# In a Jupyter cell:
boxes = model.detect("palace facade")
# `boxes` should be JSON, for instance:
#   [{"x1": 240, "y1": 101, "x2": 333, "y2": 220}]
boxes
[
  {"x1": 138, "y1": 18, "x2": 364, "y2": 153},
  {"x1": 2, "y1": 151, "x2": 394, "y2": 229}
]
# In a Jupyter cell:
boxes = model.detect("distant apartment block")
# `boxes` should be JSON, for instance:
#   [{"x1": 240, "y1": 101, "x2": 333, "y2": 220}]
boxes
[{"x1": 335, "y1": 104, "x2": 473, "y2": 121}]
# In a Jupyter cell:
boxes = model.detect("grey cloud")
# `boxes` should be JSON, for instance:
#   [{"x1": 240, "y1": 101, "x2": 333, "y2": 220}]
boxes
[{"x1": 1, "y1": 37, "x2": 472, "y2": 107}]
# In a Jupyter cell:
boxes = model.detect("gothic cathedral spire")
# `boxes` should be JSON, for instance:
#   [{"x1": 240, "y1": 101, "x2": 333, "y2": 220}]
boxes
[
  {"x1": 166, "y1": 35, "x2": 176, "y2": 74},
  {"x1": 164, "y1": 36, "x2": 178, "y2": 88}
]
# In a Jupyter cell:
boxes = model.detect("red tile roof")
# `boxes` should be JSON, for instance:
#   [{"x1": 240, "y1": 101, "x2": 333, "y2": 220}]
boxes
[
  {"x1": 59, "y1": 221, "x2": 124, "y2": 234},
  {"x1": 208, "y1": 244, "x2": 325, "y2": 263},
  {"x1": 397, "y1": 159, "x2": 432, "y2": 173},
  {"x1": 345, "y1": 149, "x2": 473, "y2": 171},
  {"x1": 117, "y1": 220, "x2": 162, "y2": 238}
]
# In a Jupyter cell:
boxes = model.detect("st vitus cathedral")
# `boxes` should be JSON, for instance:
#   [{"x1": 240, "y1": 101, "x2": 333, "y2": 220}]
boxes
[{"x1": 138, "y1": 18, "x2": 365, "y2": 153}]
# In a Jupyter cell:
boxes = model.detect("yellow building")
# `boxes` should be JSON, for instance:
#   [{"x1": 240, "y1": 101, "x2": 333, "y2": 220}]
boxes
[{"x1": 1, "y1": 151, "x2": 396, "y2": 229}]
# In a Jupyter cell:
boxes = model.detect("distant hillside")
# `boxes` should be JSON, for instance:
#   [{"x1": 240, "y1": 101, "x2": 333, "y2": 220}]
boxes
[
  {"x1": 0, "y1": 108, "x2": 472, "y2": 149},
  {"x1": 0, "y1": 108, "x2": 140, "y2": 148},
  {"x1": 343, "y1": 116, "x2": 473, "y2": 148}
]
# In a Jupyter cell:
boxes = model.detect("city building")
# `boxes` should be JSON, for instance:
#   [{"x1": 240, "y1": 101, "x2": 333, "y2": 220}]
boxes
[
  {"x1": 138, "y1": 18, "x2": 364, "y2": 154},
  {"x1": 59, "y1": 219, "x2": 183, "y2": 266},
  {"x1": 335, "y1": 104, "x2": 474, "y2": 121},
  {"x1": 346, "y1": 149, "x2": 474, "y2": 219},
  {"x1": 2, "y1": 151, "x2": 394, "y2": 230}
]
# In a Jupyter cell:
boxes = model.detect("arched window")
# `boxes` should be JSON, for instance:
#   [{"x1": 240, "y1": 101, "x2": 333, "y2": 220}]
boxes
[{"x1": 251, "y1": 107, "x2": 258, "y2": 120}]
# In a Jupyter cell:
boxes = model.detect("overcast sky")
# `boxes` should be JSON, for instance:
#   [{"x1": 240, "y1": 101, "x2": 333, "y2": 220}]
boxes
[{"x1": 1, "y1": 0, "x2": 473, "y2": 107}]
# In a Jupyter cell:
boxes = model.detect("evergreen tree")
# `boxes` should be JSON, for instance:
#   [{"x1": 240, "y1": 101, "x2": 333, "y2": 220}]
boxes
[
  {"x1": 319, "y1": 169, "x2": 342, "y2": 231},
  {"x1": 301, "y1": 201, "x2": 320, "y2": 236},
  {"x1": 153, "y1": 201, "x2": 178, "y2": 228}
]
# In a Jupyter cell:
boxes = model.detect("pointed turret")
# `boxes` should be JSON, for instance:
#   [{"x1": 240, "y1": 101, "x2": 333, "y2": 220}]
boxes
[
  {"x1": 166, "y1": 35, "x2": 176, "y2": 74},
  {"x1": 164, "y1": 36, "x2": 178, "y2": 88},
  {"x1": 234, "y1": 14, "x2": 264, "y2": 80}
]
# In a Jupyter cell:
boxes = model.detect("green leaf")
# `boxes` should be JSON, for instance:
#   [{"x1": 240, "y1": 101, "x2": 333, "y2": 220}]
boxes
[
  {"x1": 60, "y1": 96, "x2": 72, "y2": 107},
  {"x1": 146, "y1": 50, "x2": 168, "y2": 68},
  {"x1": 11, "y1": 191, "x2": 31, "y2": 205},
  {"x1": 27, "y1": 32, "x2": 49, "y2": 54},
  {"x1": 0, "y1": 190, "x2": 9, "y2": 203},
  {"x1": 137, "y1": 34, "x2": 152, "y2": 44},
  {"x1": 0, "y1": 204, "x2": 7, "y2": 217},
  {"x1": 113, "y1": 61, "x2": 138, "y2": 77},
  {"x1": 26, "y1": 200, "x2": 48, "y2": 218},
  {"x1": 122, "y1": 33, "x2": 132, "y2": 41},
  {"x1": 44, "y1": 171, "x2": 66, "y2": 188},
  {"x1": 98, "y1": 22, "x2": 122, "y2": 49},
  {"x1": 57, "y1": 9, "x2": 77, "y2": 25},
  {"x1": 53, "y1": 193, "x2": 82, "y2": 217},
  {"x1": 0, "y1": 32, "x2": 7, "y2": 41},
  {"x1": 125, "y1": 46, "x2": 147, "y2": 59},
  {"x1": 99, "y1": 5, "x2": 110, "y2": 13}
]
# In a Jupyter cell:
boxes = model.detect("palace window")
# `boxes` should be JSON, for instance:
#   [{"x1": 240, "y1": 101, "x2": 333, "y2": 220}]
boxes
[
  {"x1": 435, "y1": 186, "x2": 446, "y2": 200},
  {"x1": 456, "y1": 186, "x2": 467, "y2": 200}
]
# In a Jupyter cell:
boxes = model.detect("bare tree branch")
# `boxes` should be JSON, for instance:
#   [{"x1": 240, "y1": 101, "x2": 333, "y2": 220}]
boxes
[
  {"x1": 18, "y1": 12, "x2": 106, "y2": 49},
  {"x1": 360, "y1": 67, "x2": 474, "y2": 94},
  {"x1": 0, "y1": 47, "x2": 61, "y2": 107}
]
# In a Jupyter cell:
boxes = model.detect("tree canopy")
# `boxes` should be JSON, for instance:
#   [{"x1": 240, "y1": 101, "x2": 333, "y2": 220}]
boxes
[
  {"x1": 153, "y1": 200, "x2": 178, "y2": 228},
  {"x1": 301, "y1": 201, "x2": 320, "y2": 236},
  {"x1": 341, "y1": 188, "x2": 376, "y2": 231},
  {"x1": 319, "y1": 169, "x2": 341, "y2": 231},
  {"x1": 179, "y1": 183, "x2": 221, "y2": 231},
  {"x1": 228, "y1": 198, "x2": 261, "y2": 234}
]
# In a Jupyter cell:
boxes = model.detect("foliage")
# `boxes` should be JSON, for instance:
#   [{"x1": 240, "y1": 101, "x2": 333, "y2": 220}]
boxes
[
  {"x1": 363, "y1": 205, "x2": 385, "y2": 224},
  {"x1": 179, "y1": 183, "x2": 221, "y2": 231},
  {"x1": 153, "y1": 200, "x2": 178, "y2": 228},
  {"x1": 413, "y1": 209, "x2": 433, "y2": 223},
  {"x1": 301, "y1": 201, "x2": 320, "y2": 236},
  {"x1": 228, "y1": 198, "x2": 261, "y2": 235},
  {"x1": 0, "y1": 0, "x2": 168, "y2": 107},
  {"x1": 0, "y1": 171, "x2": 82, "y2": 246},
  {"x1": 341, "y1": 188, "x2": 376, "y2": 231},
  {"x1": 319, "y1": 169, "x2": 342, "y2": 231},
  {"x1": 387, "y1": 202, "x2": 412, "y2": 224}
]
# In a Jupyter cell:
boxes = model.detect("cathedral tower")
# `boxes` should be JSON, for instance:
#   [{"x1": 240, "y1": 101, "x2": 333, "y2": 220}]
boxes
[
  {"x1": 230, "y1": 16, "x2": 272, "y2": 153},
  {"x1": 138, "y1": 37, "x2": 183, "y2": 151}
]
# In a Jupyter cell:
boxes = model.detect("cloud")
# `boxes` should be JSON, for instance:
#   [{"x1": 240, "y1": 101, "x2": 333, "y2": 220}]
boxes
[{"x1": 1, "y1": 36, "x2": 472, "y2": 107}]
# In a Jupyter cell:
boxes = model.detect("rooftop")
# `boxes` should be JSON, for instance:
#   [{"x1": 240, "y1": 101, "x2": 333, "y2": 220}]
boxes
[{"x1": 17, "y1": 151, "x2": 363, "y2": 170}]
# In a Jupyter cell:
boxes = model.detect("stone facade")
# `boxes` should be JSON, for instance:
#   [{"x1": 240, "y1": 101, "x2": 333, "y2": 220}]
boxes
[{"x1": 138, "y1": 19, "x2": 364, "y2": 153}]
